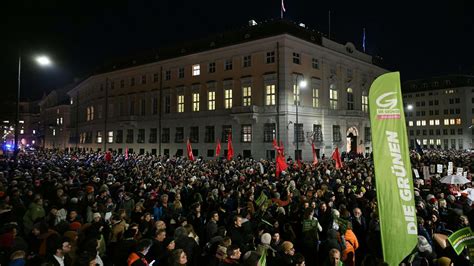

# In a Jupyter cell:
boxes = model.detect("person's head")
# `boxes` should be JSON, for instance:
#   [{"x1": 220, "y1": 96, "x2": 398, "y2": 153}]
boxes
[
  {"x1": 170, "y1": 249, "x2": 187, "y2": 265},
  {"x1": 353, "y1": 207, "x2": 362, "y2": 218},
  {"x1": 161, "y1": 194, "x2": 169, "y2": 204},
  {"x1": 227, "y1": 245, "x2": 241, "y2": 260},
  {"x1": 52, "y1": 237, "x2": 72, "y2": 257},
  {"x1": 69, "y1": 210, "x2": 78, "y2": 219},
  {"x1": 320, "y1": 202, "x2": 327, "y2": 212},
  {"x1": 210, "y1": 211, "x2": 219, "y2": 222},
  {"x1": 77, "y1": 251, "x2": 97, "y2": 266},
  {"x1": 304, "y1": 208, "x2": 314, "y2": 219},
  {"x1": 164, "y1": 237, "x2": 175, "y2": 250},
  {"x1": 155, "y1": 229, "x2": 166, "y2": 242},
  {"x1": 294, "y1": 253, "x2": 305, "y2": 266},
  {"x1": 328, "y1": 249, "x2": 341, "y2": 265},
  {"x1": 9, "y1": 250, "x2": 26, "y2": 261},
  {"x1": 281, "y1": 241, "x2": 295, "y2": 256},
  {"x1": 143, "y1": 212, "x2": 152, "y2": 222},
  {"x1": 272, "y1": 232, "x2": 280, "y2": 243},
  {"x1": 136, "y1": 239, "x2": 153, "y2": 255},
  {"x1": 156, "y1": 220, "x2": 166, "y2": 230},
  {"x1": 92, "y1": 212, "x2": 101, "y2": 223},
  {"x1": 234, "y1": 215, "x2": 242, "y2": 228}
]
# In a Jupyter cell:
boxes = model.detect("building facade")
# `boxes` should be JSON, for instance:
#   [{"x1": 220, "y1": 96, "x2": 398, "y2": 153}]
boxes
[
  {"x1": 39, "y1": 87, "x2": 71, "y2": 149},
  {"x1": 67, "y1": 20, "x2": 387, "y2": 160},
  {"x1": 1, "y1": 101, "x2": 41, "y2": 150},
  {"x1": 402, "y1": 75, "x2": 474, "y2": 150}
]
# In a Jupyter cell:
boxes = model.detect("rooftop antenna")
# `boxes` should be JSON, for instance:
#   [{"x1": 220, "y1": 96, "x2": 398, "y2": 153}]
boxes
[{"x1": 281, "y1": 0, "x2": 286, "y2": 19}]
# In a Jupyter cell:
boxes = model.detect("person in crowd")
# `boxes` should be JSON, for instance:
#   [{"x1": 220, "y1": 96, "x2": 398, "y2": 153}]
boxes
[{"x1": 127, "y1": 238, "x2": 153, "y2": 266}]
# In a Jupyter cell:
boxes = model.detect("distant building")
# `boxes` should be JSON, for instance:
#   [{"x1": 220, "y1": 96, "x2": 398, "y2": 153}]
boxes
[
  {"x1": 1, "y1": 101, "x2": 41, "y2": 150},
  {"x1": 66, "y1": 19, "x2": 387, "y2": 159},
  {"x1": 39, "y1": 87, "x2": 71, "y2": 149},
  {"x1": 402, "y1": 75, "x2": 474, "y2": 150}
]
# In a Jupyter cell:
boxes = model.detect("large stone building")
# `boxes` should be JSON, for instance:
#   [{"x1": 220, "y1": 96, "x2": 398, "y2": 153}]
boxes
[
  {"x1": 402, "y1": 75, "x2": 474, "y2": 150},
  {"x1": 39, "y1": 87, "x2": 71, "y2": 149},
  {"x1": 1, "y1": 101, "x2": 41, "y2": 150},
  {"x1": 66, "y1": 19, "x2": 387, "y2": 160}
]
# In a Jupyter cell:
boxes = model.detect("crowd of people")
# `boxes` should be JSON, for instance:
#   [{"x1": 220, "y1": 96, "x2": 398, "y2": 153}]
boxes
[{"x1": 0, "y1": 148, "x2": 472, "y2": 266}]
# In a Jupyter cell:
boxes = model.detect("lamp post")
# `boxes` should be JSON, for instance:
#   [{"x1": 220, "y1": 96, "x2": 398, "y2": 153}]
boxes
[
  {"x1": 15, "y1": 54, "x2": 52, "y2": 160},
  {"x1": 295, "y1": 78, "x2": 307, "y2": 161}
]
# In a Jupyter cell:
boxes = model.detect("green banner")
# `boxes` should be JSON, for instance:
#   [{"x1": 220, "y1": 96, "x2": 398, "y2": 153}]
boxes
[
  {"x1": 369, "y1": 72, "x2": 418, "y2": 265},
  {"x1": 448, "y1": 227, "x2": 474, "y2": 255}
]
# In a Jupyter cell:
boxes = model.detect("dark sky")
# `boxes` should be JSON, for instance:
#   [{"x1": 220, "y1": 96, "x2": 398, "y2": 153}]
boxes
[{"x1": 2, "y1": 0, "x2": 473, "y2": 109}]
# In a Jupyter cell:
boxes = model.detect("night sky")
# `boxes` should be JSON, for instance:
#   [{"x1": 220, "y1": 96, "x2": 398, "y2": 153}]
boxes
[{"x1": 2, "y1": 0, "x2": 473, "y2": 116}]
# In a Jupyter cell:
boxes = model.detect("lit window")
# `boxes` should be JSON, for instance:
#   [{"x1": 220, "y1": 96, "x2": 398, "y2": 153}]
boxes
[
  {"x1": 421, "y1": 120, "x2": 426, "y2": 126},
  {"x1": 416, "y1": 121, "x2": 421, "y2": 126},
  {"x1": 362, "y1": 94, "x2": 368, "y2": 113},
  {"x1": 192, "y1": 93, "x2": 200, "y2": 112},
  {"x1": 178, "y1": 95, "x2": 185, "y2": 113},
  {"x1": 429, "y1": 139, "x2": 434, "y2": 145},
  {"x1": 32, "y1": 140, "x2": 35, "y2": 144},
  {"x1": 97, "y1": 131, "x2": 102, "y2": 143},
  {"x1": 225, "y1": 89, "x2": 233, "y2": 109},
  {"x1": 435, "y1": 119, "x2": 440, "y2": 125},
  {"x1": 313, "y1": 87, "x2": 319, "y2": 108},
  {"x1": 33, "y1": 130, "x2": 36, "y2": 134},
  {"x1": 408, "y1": 121, "x2": 413, "y2": 126},
  {"x1": 329, "y1": 84, "x2": 338, "y2": 110},
  {"x1": 422, "y1": 139, "x2": 427, "y2": 145},
  {"x1": 208, "y1": 91, "x2": 215, "y2": 110},
  {"x1": 70, "y1": 98, "x2": 74, "y2": 105},
  {"x1": 242, "y1": 86, "x2": 251, "y2": 106},
  {"x1": 456, "y1": 118, "x2": 461, "y2": 125},
  {"x1": 429, "y1": 120, "x2": 434, "y2": 126},
  {"x1": 241, "y1": 125, "x2": 252, "y2": 142},
  {"x1": 450, "y1": 119, "x2": 455, "y2": 125},
  {"x1": 57, "y1": 108, "x2": 60, "y2": 114},
  {"x1": 444, "y1": 119, "x2": 449, "y2": 125},
  {"x1": 293, "y1": 84, "x2": 300, "y2": 105},
  {"x1": 436, "y1": 139, "x2": 441, "y2": 145},
  {"x1": 265, "y1": 85, "x2": 276, "y2": 106},
  {"x1": 52, "y1": 129, "x2": 56, "y2": 136},
  {"x1": 108, "y1": 131, "x2": 114, "y2": 143},
  {"x1": 19, "y1": 120, "x2": 24, "y2": 124},
  {"x1": 20, "y1": 129, "x2": 24, "y2": 134},
  {"x1": 57, "y1": 118, "x2": 60, "y2": 125},
  {"x1": 192, "y1": 64, "x2": 200, "y2": 76},
  {"x1": 347, "y1": 88, "x2": 354, "y2": 110}
]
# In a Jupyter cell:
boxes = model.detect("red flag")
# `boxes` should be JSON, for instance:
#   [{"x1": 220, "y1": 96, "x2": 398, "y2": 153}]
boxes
[
  {"x1": 215, "y1": 138, "x2": 221, "y2": 157},
  {"x1": 125, "y1": 147, "x2": 129, "y2": 160},
  {"x1": 187, "y1": 139, "x2": 195, "y2": 161},
  {"x1": 274, "y1": 140, "x2": 288, "y2": 177},
  {"x1": 331, "y1": 147, "x2": 343, "y2": 169},
  {"x1": 227, "y1": 134, "x2": 234, "y2": 161},
  {"x1": 105, "y1": 151, "x2": 112, "y2": 162},
  {"x1": 297, "y1": 158, "x2": 302, "y2": 169},
  {"x1": 311, "y1": 143, "x2": 318, "y2": 166}
]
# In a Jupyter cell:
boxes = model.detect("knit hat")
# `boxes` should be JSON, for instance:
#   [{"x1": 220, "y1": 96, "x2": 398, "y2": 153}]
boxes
[
  {"x1": 417, "y1": 236, "x2": 432, "y2": 253},
  {"x1": 281, "y1": 241, "x2": 294, "y2": 252},
  {"x1": 93, "y1": 213, "x2": 101, "y2": 219},
  {"x1": 261, "y1": 233, "x2": 271, "y2": 245},
  {"x1": 435, "y1": 257, "x2": 452, "y2": 266}
]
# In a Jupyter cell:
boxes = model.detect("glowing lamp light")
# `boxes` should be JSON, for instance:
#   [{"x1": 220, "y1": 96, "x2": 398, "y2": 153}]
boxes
[
  {"x1": 299, "y1": 80, "x2": 307, "y2": 89},
  {"x1": 407, "y1": 104, "x2": 413, "y2": 110},
  {"x1": 35, "y1": 56, "x2": 52, "y2": 66}
]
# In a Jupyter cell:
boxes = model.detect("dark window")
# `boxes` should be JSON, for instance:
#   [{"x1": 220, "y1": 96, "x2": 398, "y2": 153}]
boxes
[
  {"x1": 450, "y1": 129, "x2": 455, "y2": 135},
  {"x1": 149, "y1": 128, "x2": 157, "y2": 143},
  {"x1": 164, "y1": 95, "x2": 171, "y2": 114},
  {"x1": 207, "y1": 149, "x2": 214, "y2": 157},
  {"x1": 243, "y1": 55, "x2": 251, "y2": 67},
  {"x1": 152, "y1": 97, "x2": 158, "y2": 115},
  {"x1": 429, "y1": 129, "x2": 434, "y2": 135},
  {"x1": 294, "y1": 123, "x2": 304, "y2": 143},
  {"x1": 243, "y1": 150, "x2": 251, "y2": 158},
  {"x1": 409, "y1": 130, "x2": 414, "y2": 136},
  {"x1": 455, "y1": 109, "x2": 460, "y2": 114},
  {"x1": 266, "y1": 51, "x2": 275, "y2": 64},
  {"x1": 178, "y1": 67, "x2": 185, "y2": 78},
  {"x1": 312, "y1": 58, "x2": 320, "y2": 69},
  {"x1": 165, "y1": 70, "x2": 171, "y2": 80},
  {"x1": 205, "y1": 126, "x2": 215, "y2": 143},
  {"x1": 364, "y1": 127, "x2": 371, "y2": 142},
  {"x1": 126, "y1": 129, "x2": 134, "y2": 143},
  {"x1": 139, "y1": 148, "x2": 145, "y2": 155},
  {"x1": 141, "y1": 75, "x2": 146, "y2": 84},
  {"x1": 436, "y1": 129, "x2": 441, "y2": 135},
  {"x1": 110, "y1": 81, "x2": 115, "y2": 89},
  {"x1": 176, "y1": 149, "x2": 183, "y2": 157},
  {"x1": 153, "y1": 73, "x2": 159, "y2": 83},
  {"x1": 140, "y1": 99, "x2": 146, "y2": 116},
  {"x1": 443, "y1": 129, "x2": 448, "y2": 135},
  {"x1": 293, "y1": 52, "x2": 301, "y2": 64},
  {"x1": 190, "y1": 126, "x2": 199, "y2": 143},
  {"x1": 422, "y1": 130, "x2": 427, "y2": 136},
  {"x1": 209, "y1": 62, "x2": 216, "y2": 73},
  {"x1": 458, "y1": 128, "x2": 463, "y2": 135},
  {"x1": 175, "y1": 127, "x2": 184, "y2": 143},
  {"x1": 162, "y1": 128, "x2": 170, "y2": 143},
  {"x1": 120, "y1": 80, "x2": 125, "y2": 88},
  {"x1": 264, "y1": 123, "x2": 276, "y2": 142},
  {"x1": 333, "y1": 125, "x2": 341, "y2": 142},
  {"x1": 225, "y1": 59, "x2": 233, "y2": 70},
  {"x1": 434, "y1": 110, "x2": 439, "y2": 115},
  {"x1": 164, "y1": 149, "x2": 169, "y2": 156},
  {"x1": 137, "y1": 129, "x2": 145, "y2": 143},
  {"x1": 444, "y1": 109, "x2": 448, "y2": 115},
  {"x1": 222, "y1": 125, "x2": 232, "y2": 142},
  {"x1": 434, "y1": 100, "x2": 439, "y2": 105},
  {"x1": 455, "y1": 98, "x2": 460, "y2": 103},
  {"x1": 129, "y1": 100, "x2": 135, "y2": 115},
  {"x1": 313, "y1": 124, "x2": 323, "y2": 142},
  {"x1": 115, "y1": 130, "x2": 123, "y2": 143},
  {"x1": 151, "y1": 149, "x2": 157, "y2": 155},
  {"x1": 266, "y1": 150, "x2": 275, "y2": 160},
  {"x1": 131, "y1": 77, "x2": 135, "y2": 86}
]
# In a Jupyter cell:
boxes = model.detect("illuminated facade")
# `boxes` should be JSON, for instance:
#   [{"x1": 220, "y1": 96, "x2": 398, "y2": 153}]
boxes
[
  {"x1": 403, "y1": 75, "x2": 474, "y2": 150},
  {"x1": 67, "y1": 20, "x2": 387, "y2": 160},
  {"x1": 39, "y1": 87, "x2": 71, "y2": 149}
]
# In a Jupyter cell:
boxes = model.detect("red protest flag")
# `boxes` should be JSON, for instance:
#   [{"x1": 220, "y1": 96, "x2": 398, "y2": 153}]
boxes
[
  {"x1": 311, "y1": 142, "x2": 318, "y2": 166},
  {"x1": 125, "y1": 147, "x2": 129, "y2": 160},
  {"x1": 331, "y1": 147, "x2": 343, "y2": 169},
  {"x1": 105, "y1": 151, "x2": 112, "y2": 162},
  {"x1": 227, "y1": 134, "x2": 234, "y2": 161},
  {"x1": 187, "y1": 139, "x2": 195, "y2": 161},
  {"x1": 215, "y1": 138, "x2": 221, "y2": 157},
  {"x1": 274, "y1": 140, "x2": 288, "y2": 177}
]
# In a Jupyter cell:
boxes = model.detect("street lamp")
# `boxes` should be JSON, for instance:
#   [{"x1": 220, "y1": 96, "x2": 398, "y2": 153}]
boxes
[
  {"x1": 15, "y1": 54, "x2": 52, "y2": 159},
  {"x1": 407, "y1": 104, "x2": 413, "y2": 111},
  {"x1": 295, "y1": 78, "x2": 307, "y2": 161}
]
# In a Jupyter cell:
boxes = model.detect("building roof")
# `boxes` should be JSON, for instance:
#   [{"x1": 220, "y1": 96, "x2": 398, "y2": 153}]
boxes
[
  {"x1": 92, "y1": 19, "x2": 381, "y2": 75},
  {"x1": 402, "y1": 75, "x2": 474, "y2": 93}
]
